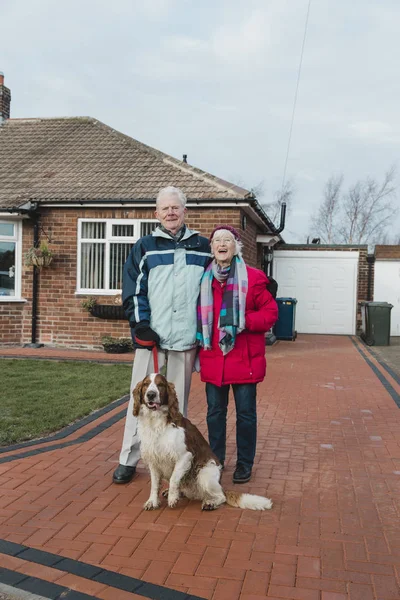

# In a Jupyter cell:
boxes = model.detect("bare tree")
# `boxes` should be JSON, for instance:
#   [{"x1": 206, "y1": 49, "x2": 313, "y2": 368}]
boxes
[
  {"x1": 379, "y1": 231, "x2": 400, "y2": 244},
  {"x1": 311, "y1": 175, "x2": 343, "y2": 243},
  {"x1": 313, "y1": 167, "x2": 398, "y2": 244},
  {"x1": 339, "y1": 167, "x2": 397, "y2": 243},
  {"x1": 249, "y1": 180, "x2": 266, "y2": 201},
  {"x1": 255, "y1": 180, "x2": 294, "y2": 226},
  {"x1": 231, "y1": 177, "x2": 295, "y2": 228}
]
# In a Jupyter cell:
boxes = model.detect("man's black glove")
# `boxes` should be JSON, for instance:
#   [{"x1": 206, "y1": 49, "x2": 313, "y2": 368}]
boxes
[{"x1": 134, "y1": 322, "x2": 160, "y2": 348}]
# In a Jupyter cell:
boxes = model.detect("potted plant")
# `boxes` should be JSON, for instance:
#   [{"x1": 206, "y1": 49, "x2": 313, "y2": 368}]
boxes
[
  {"x1": 85, "y1": 294, "x2": 127, "y2": 320},
  {"x1": 25, "y1": 241, "x2": 54, "y2": 269},
  {"x1": 101, "y1": 335, "x2": 134, "y2": 354},
  {"x1": 81, "y1": 296, "x2": 98, "y2": 312}
]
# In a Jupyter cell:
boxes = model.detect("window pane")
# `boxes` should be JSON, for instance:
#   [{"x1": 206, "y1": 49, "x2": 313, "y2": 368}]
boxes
[
  {"x1": 82, "y1": 222, "x2": 106, "y2": 239},
  {"x1": 140, "y1": 222, "x2": 158, "y2": 236},
  {"x1": 109, "y1": 242, "x2": 132, "y2": 290},
  {"x1": 112, "y1": 224, "x2": 134, "y2": 237},
  {"x1": 81, "y1": 242, "x2": 105, "y2": 289},
  {"x1": 0, "y1": 241, "x2": 15, "y2": 296},
  {"x1": 0, "y1": 223, "x2": 14, "y2": 237}
]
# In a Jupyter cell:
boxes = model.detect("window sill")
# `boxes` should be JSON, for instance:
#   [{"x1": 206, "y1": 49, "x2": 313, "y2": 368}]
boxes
[
  {"x1": 75, "y1": 291, "x2": 122, "y2": 297},
  {"x1": 0, "y1": 298, "x2": 27, "y2": 303}
]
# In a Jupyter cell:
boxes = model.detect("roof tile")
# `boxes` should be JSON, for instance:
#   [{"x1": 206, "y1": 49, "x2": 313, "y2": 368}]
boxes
[{"x1": 0, "y1": 117, "x2": 251, "y2": 208}]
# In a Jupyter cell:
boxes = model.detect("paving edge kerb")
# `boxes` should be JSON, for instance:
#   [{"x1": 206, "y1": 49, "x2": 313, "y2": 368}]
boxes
[
  {"x1": 0, "y1": 539, "x2": 206, "y2": 600},
  {"x1": 0, "y1": 582, "x2": 51, "y2": 600}
]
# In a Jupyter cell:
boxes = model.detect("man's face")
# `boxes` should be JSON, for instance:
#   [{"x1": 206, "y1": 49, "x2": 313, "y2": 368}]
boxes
[{"x1": 155, "y1": 193, "x2": 186, "y2": 235}]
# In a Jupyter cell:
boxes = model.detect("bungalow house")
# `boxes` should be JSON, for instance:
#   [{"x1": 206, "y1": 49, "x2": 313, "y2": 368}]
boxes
[{"x1": 0, "y1": 73, "x2": 282, "y2": 349}]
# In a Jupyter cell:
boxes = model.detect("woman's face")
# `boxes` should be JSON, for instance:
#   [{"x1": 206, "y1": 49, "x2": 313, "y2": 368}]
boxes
[{"x1": 211, "y1": 231, "x2": 236, "y2": 267}]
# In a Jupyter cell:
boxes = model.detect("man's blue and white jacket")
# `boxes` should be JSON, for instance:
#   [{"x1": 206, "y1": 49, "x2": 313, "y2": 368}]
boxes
[{"x1": 122, "y1": 227, "x2": 211, "y2": 351}]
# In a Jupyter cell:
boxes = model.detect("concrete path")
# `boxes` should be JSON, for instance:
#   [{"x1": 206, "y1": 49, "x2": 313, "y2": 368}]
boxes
[
  {"x1": 367, "y1": 337, "x2": 400, "y2": 382},
  {"x1": 0, "y1": 335, "x2": 399, "y2": 600}
]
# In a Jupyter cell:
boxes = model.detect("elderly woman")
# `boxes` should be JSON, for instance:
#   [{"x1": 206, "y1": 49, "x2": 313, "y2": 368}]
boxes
[{"x1": 197, "y1": 225, "x2": 278, "y2": 484}]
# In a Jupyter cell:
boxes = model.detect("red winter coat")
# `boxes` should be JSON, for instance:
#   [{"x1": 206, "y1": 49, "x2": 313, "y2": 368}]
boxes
[{"x1": 199, "y1": 266, "x2": 278, "y2": 386}]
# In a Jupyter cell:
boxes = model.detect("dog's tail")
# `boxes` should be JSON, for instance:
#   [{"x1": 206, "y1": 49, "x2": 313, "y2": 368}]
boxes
[{"x1": 225, "y1": 490, "x2": 273, "y2": 511}]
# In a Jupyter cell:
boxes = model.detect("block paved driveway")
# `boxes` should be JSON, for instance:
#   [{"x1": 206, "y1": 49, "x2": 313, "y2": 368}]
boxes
[{"x1": 0, "y1": 335, "x2": 400, "y2": 600}]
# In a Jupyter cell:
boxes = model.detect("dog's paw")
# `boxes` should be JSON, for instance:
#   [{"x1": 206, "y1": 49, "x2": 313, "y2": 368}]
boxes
[
  {"x1": 202, "y1": 502, "x2": 217, "y2": 511},
  {"x1": 143, "y1": 499, "x2": 160, "y2": 511},
  {"x1": 162, "y1": 488, "x2": 185, "y2": 500},
  {"x1": 167, "y1": 493, "x2": 180, "y2": 508}
]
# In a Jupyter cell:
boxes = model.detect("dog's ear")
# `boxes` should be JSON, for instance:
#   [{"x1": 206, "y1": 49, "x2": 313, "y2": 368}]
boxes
[
  {"x1": 166, "y1": 381, "x2": 180, "y2": 423},
  {"x1": 132, "y1": 381, "x2": 143, "y2": 417}
]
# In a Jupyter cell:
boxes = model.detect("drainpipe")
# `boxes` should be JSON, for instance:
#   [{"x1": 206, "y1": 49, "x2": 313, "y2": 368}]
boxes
[
  {"x1": 268, "y1": 201, "x2": 287, "y2": 277},
  {"x1": 274, "y1": 202, "x2": 287, "y2": 235},
  {"x1": 23, "y1": 206, "x2": 44, "y2": 348},
  {"x1": 263, "y1": 246, "x2": 273, "y2": 277},
  {"x1": 265, "y1": 202, "x2": 287, "y2": 346}
]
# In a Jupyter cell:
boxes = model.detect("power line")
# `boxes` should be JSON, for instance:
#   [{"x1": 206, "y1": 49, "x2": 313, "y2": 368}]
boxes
[{"x1": 281, "y1": 0, "x2": 312, "y2": 193}]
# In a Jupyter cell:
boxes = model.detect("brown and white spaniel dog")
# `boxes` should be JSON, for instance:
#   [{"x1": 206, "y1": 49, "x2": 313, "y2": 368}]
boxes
[{"x1": 133, "y1": 373, "x2": 273, "y2": 511}]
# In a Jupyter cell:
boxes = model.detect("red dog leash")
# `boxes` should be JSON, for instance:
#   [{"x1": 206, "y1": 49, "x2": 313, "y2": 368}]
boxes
[
  {"x1": 152, "y1": 344, "x2": 159, "y2": 373},
  {"x1": 134, "y1": 337, "x2": 159, "y2": 372}
]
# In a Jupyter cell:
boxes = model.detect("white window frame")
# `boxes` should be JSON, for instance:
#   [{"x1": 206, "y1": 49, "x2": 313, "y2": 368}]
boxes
[
  {"x1": 0, "y1": 219, "x2": 23, "y2": 302},
  {"x1": 77, "y1": 218, "x2": 158, "y2": 295}
]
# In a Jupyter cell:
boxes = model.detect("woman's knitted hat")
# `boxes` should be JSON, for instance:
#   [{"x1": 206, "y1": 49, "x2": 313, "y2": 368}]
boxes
[{"x1": 209, "y1": 225, "x2": 241, "y2": 241}]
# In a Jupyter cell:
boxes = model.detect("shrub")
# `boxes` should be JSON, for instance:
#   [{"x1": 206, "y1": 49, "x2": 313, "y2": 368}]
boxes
[{"x1": 101, "y1": 336, "x2": 134, "y2": 354}]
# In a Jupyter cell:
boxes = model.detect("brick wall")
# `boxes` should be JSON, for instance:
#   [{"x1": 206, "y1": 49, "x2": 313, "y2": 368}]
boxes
[
  {"x1": 0, "y1": 303, "x2": 25, "y2": 344},
  {"x1": 375, "y1": 245, "x2": 400, "y2": 259},
  {"x1": 0, "y1": 206, "x2": 262, "y2": 348},
  {"x1": 357, "y1": 248, "x2": 372, "y2": 306},
  {"x1": 239, "y1": 212, "x2": 260, "y2": 267}
]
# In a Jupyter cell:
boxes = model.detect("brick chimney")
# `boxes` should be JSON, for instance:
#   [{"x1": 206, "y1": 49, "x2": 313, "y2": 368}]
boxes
[{"x1": 0, "y1": 72, "x2": 11, "y2": 122}]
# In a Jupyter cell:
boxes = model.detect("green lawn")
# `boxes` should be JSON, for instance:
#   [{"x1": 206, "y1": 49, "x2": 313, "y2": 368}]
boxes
[{"x1": 0, "y1": 359, "x2": 132, "y2": 446}]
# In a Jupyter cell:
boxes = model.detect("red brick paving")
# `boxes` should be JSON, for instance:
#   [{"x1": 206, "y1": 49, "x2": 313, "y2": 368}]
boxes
[
  {"x1": 1, "y1": 335, "x2": 400, "y2": 599},
  {"x1": 0, "y1": 345, "x2": 133, "y2": 363}
]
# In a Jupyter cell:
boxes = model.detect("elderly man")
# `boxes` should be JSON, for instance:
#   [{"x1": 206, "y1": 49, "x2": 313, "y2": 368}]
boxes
[{"x1": 113, "y1": 186, "x2": 211, "y2": 484}]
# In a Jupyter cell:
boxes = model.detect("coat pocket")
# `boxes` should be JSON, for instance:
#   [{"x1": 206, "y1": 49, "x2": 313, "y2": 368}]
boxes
[{"x1": 246, "y1": 333, "x2": 265, "y2": 359}]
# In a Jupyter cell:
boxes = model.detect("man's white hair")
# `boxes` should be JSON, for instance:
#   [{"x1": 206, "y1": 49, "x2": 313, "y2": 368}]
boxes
[
  {"x1": 211, "y1": 228, "x2": 243, "y2": 257},
  {"x1": 156, "y1": 186, "x2": 187, "y2": 209}
]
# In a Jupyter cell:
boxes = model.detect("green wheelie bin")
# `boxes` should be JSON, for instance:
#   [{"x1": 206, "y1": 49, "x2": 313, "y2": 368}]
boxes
[{"x1": 360, "y1": 301, "x2": 393, "y2": 346}]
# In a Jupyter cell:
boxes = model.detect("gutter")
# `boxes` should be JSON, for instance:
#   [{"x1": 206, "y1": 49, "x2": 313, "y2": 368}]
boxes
[
  {"x1": 248, "y1": 195, "x2": 286, "y2": 236},
  {"x1": 10, "y1": 196, "x2": 280, "y2": 235},
  {"x1": 4, "y1": 201, "x2": 38, "y2": 215},
  {"x1": 23, "y1": 197, "x2": 250, "y2": 205}
]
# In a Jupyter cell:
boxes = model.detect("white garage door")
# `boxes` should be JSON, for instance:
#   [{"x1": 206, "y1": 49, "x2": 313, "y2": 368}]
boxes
[
  {"x1": 273, "y1": 250, "x2": 359, "y2": 335},
  {"x1": 374, "y1": 261, "x2": 400, "y2": 336}
]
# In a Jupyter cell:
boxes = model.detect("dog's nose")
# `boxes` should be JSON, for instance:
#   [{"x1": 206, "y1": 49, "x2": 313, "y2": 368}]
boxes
[{"x1": 146, "y1": 390, "x2": 156, "y2": 401}]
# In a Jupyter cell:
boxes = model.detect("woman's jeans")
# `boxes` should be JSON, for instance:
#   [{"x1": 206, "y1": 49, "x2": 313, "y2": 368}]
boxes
[{"x1": 205, "y1": 382, "x2": 257, "y2": 469}]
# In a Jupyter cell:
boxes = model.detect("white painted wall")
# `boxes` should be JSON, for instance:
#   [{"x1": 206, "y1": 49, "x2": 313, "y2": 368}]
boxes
[{"x1": 374, "y1": 260, "x2": 400, "y2": 336}]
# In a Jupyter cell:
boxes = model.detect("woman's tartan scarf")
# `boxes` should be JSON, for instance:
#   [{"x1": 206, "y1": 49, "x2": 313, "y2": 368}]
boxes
[{"x1": 196, "y1": 256, "x2": 248, "y2": 355}]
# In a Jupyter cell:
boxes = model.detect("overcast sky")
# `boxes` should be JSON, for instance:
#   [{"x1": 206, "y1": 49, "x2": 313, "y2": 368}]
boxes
[{"x1": 1, "y1": 0, "x2": 399, "y2": 242}]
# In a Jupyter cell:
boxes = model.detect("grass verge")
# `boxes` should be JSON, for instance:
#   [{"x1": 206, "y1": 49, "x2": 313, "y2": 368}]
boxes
[{"x1": 0, "y1": 359, "x2": 131, "y2": 446}]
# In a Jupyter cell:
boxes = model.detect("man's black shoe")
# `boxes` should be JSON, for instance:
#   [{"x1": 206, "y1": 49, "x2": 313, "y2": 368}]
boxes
[
  {"x1": 113, "y1": 464, "x2": 136, "y2": 484},
  {"x1": 232, "y1": 465, "x2": 252, "y2": 484}
]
